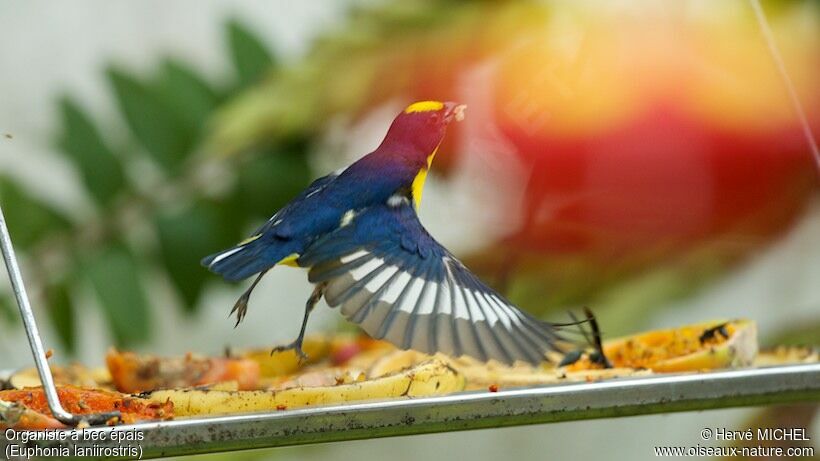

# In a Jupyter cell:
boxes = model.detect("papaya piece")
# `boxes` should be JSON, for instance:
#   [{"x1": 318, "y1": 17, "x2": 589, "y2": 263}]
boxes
[
  {"x1": 0, "y1": 385, "x2": 173, "y2": 427},
  {"x1": 566, "y1": 319, "x2": 757, "y2": 372},
  {"x1": 106, "y1": 349, "x2": 260, "y2": 393}
]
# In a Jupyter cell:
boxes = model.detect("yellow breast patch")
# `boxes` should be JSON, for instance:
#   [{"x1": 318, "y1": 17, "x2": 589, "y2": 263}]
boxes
[
  {"x1": 411, "y1": 150, "x2": 437, "y2": 209},
  {"x1": 411, "y1": 168, "x2": 428, "y2": 209}
]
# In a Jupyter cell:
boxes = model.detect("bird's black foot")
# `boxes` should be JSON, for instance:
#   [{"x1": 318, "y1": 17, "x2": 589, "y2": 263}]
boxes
[
  {"x1": 588, "y1": 349, "x2": 612, "y2": 368},
  {"x1": 270, "y1": 340, "x2": 309, "y2": 364},
  {"x1": 582, "y1": 307, "x2": 612, "y2": 369},
  {"x1": 269, "y1": 283, "x2": 326, "y2": 365},
  {"x1": 559, "y1": 307, "x2": 612, "y2": 369},
  {"x1": 229, "y1": 270, "x2": 268, "y2": 328},
  {"x1": 229, "y1": 294, "x2": 250, "y2": 328}
]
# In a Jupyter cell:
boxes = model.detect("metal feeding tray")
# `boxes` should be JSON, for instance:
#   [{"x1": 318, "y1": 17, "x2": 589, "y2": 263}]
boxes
[{"x1": 3, "y1": 364, "x2": 819, "y2": 459}]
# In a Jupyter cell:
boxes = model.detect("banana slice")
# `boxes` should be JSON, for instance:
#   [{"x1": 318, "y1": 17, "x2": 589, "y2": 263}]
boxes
[{"x1": 148, "y1": 358, "x2": 465, "y2": 416}]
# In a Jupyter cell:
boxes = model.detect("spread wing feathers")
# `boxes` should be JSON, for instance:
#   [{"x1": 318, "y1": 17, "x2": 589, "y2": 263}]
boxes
[{"x1": 299, "y1": 202, "x2": 571, "y2": 365}]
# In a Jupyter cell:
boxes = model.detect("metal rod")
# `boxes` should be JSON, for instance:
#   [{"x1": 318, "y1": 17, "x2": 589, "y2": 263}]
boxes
[
  {"x1": 5, "y1": 363, "x2": 818, "y2": 458},
  {"x1": 748, "y1": 0, "x2": 820, "y2": 175},
  {"x1": 0, "y1": 204, "x2": 119, "y2": 426}
]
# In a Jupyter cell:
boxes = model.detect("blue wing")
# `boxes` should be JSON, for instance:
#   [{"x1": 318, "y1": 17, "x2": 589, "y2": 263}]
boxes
[{"x1": 299, "y1": 198, "x2": 570, "y2": 365}]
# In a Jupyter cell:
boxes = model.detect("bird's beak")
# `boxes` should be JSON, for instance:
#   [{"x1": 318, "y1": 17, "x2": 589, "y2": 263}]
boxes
[{"x1": 443, "y1": 102, "x2": 467, "y2": 123}]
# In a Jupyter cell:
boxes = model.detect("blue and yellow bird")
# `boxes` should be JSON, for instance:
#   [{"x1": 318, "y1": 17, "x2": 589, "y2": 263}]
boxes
[{"x1": 202, "y1": 101, "x2": 578, "y2": 365}]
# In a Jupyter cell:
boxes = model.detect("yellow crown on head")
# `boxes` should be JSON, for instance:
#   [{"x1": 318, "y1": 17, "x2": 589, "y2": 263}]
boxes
[{"x1": 404, "y1": 100, "x2": 444, "y2": 114}]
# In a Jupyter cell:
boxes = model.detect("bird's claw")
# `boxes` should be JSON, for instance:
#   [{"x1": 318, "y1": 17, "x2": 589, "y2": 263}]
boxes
[
  {"x1": 230, "y1": 295, "x2": 249, "y2": 328},
  {"x1": 270, "y1": 341, "x2": 309, "y2": 364}
]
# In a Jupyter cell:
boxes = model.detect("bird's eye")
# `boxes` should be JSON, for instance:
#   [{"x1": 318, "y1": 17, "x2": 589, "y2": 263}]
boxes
[{"x1": 429, "y1": 113, "x2": 441, "y2": 124}]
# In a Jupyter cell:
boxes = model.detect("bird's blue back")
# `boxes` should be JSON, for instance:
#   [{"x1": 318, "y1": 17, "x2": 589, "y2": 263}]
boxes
[
  {"x1": 203, "y1": 150, "x2": 421, "y2": 280},
  {"x1": 266, "y1": 151, "x2": 417, "y2": 239}
]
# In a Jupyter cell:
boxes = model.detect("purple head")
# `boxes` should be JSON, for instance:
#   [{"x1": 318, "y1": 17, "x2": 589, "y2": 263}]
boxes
[{"x1": 376, "y1": 101, "x2": 466, "y2": 167}]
